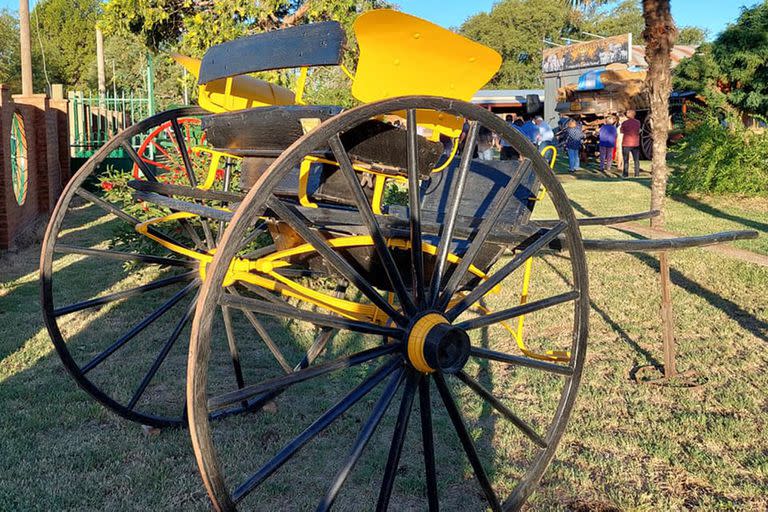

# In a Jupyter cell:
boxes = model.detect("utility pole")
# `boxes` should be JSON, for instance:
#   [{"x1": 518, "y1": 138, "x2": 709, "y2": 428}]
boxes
[
  {"x1": 19, "y1": 0, "x2": 33, "y2": 96},
  {"x1": 96, "y1": 27, "x2": 107, "y2": 104}
]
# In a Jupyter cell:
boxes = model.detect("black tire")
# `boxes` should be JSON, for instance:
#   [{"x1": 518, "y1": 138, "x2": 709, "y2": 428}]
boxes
[{"x1": 187, "y1": 97, "x2": 590, "y2": 511}]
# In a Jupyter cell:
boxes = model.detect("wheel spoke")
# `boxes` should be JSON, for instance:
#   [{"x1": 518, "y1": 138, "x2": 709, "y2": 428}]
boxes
[
  {"x1": 433, "y1": 373, "x2": 501, "y2": 512},
  {"x1": 219, "y1": 291, "x2": 403, "y2": 339},
  {"x1": 470, "y1": 347, "x2": 574, "y2": 376},
  {"x1": 127, "y1": 296, "x2": 197, "y2": 410},
  {"x1": 457, "y1": 291, "x2": 579, "y2": 331},
  {"x1": 428, "y1": 121, "x2": 479, "y2": 307},
  {"x1": 446, "y1": 222, "x2": 567, "y2": 321},
  {"x1": 455, "y1": 371, "x2": 547, "y2": 448},
  {"x1": 52, "y1": 271, "x2": 196, "y2": 317},
  {"x1": 81, "y1": 280, "x2": 199, "y2": 375},
  {"x1": 406, "y1": 109, "x2": 426, "y2": 308},
  {"x1": 266, "y1": 197, "x2": 408, "y2": 326},
  {"x1": 317, "y1": 368, "x2": 405, "y2": 512},
  {"x1": 419, "y1": 376, "x2": 439, "y2": 511},
  {"x1": 75, "y1": 186, "x2": 195, "y2": 249},
  {"x1": 54, "y1": 244, "x2": 196, "y2": 268},
  {"x1": 328, "y1": 135, "x2": 417, "y2": 316},
  {"x1": 122, "y1": 140, "x2": 158, "y2": 181},
  {"x1": 376, "y1": 369, "x2": 420, "y2": 512},
  {"x1": 231, "y1": 358, "x2": 401, "y2": 503},
  {"x1": 170, "y1": 117, "x2": 198, "y2": 187},
  {"x1": 207, "y1": 344, "x2": 401, "y2": 411},
  {"x1": 221, "y1": 305, "x2": 247, "y2": 398},
  {"x1": 75, "y1": 188, "x2": 141, "y2": 225},
  {"x1": 436, "y1": 159, "x2": 532, "y2": 311}
]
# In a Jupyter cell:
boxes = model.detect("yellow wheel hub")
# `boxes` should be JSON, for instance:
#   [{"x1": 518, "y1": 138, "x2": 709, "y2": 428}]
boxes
[{"x1": 407, "y1": 313, "x2": 470, "y2": 374}]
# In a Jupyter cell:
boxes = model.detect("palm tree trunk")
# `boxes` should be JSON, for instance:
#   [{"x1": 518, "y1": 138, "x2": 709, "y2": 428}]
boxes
[{"x1": 642, "y1": 0, "x2": 677, "y2": 228}]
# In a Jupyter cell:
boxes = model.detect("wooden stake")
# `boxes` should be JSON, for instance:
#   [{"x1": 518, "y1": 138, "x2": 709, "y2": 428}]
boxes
[
  {"x1": 18, "y1": 0, "x2": 33, "y2": 96},
  {"x1": 659, "y1": 251, "x2": 677, "y2": 378}
]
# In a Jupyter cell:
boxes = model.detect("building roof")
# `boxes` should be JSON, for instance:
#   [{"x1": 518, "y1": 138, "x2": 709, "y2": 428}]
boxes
[
  {"x1": 471, "y1": 89, "x2": 545, "y2": 105},
  {"x1": 630, "y1": 45, "x2": 697, "y2": 69}
]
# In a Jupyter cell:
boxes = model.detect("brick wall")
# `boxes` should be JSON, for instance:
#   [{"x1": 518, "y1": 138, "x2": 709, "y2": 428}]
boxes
[{"x1": 0, "y1": 86, "x2": 69, "y2": 249}]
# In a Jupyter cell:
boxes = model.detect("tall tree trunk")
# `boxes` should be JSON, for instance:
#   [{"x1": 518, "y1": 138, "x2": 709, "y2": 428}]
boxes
[{"x1": 642, "y1": 0, "x2": 677, "y2": 228}]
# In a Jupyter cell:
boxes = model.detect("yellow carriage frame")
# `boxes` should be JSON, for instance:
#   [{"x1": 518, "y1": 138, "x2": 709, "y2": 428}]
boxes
[{"x1": 137, "y1": 9, "x2": 568, "y2": 363}]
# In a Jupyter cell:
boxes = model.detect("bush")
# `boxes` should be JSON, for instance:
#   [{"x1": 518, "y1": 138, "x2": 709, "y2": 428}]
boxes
[{"x1": 669, "y1": 110, "x2": 768, "y2": 197}]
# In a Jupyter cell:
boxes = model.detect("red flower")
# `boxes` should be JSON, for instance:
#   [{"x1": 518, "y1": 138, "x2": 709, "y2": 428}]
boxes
[
  {"x1": 101, "y1": 181, "x2": 114, "y2": 191},
  {"x1": 216, "y1": 168, "x2": 225, "y2": 180}
]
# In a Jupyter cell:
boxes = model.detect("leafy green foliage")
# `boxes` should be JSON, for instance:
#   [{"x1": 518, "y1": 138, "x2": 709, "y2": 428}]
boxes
[
  {"x1": 31, "y1": 0, "x2": 101, "y2": 88},
  {"x1": 460, "y1": 0, "x2": 572, "y2": 89},
  {"x1": 712, "y1": 1, "x2": 768, "y2": 116},
  {"x1": 0, "y1": 9, "x2": 21, "y2": 91},
  {"x1": 578, "y1": 0, "x2": 645, "y2": 44},
  {"x1": 676, "y1": 25, "x2": 708, "y2": 46},
  {"x1": 675, "y1": 2, "x2": 768, "y2": 117},
  {"x1": 669, "y1": 108, "x2": 768, "y2": 197}
]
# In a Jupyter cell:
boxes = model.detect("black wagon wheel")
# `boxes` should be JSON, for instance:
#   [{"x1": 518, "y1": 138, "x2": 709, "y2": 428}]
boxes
[
  {"x1": 40, "y1": 107, "x2": 291, "y2": 427},
  {"x1": 640, "y1": 115, "x2": 653, "y2": 161},
  {"x1": 188, "y1": 96, "x2": 589, "y2": 511}
]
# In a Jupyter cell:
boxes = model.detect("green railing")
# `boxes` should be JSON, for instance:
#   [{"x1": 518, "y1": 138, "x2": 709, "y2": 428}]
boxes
[{"x1": 68, "y1": 91, "x2": 154, "y2": 159}]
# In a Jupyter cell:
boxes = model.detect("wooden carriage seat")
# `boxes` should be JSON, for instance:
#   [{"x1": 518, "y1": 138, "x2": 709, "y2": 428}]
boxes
[
  {"x1": 202, "y1": 105, "x2": 444, "y2": 201},
  {"x1": 419, "y1": 158, "x2": 541, "y2": 279}
]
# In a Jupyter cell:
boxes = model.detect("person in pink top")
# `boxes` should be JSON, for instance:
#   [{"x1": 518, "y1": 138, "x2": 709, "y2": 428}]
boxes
[{"x1": 620, "y1": 110, "x2": 642, "y2": 178}]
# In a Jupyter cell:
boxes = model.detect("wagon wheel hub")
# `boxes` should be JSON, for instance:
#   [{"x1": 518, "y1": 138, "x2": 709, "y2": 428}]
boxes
[{"x1": 406, "y1": 313, "x2": 470, "y2": 374}]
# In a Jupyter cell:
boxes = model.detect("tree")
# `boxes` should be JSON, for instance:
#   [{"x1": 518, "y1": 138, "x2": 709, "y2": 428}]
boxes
[
  {"x1": 676, "y1": 25, "x2": 707, "y2": 45},
  {"x1": 0, "y1": 9, "x2": 21, "y2": 91},
  {"x1": 712, "y1": 2, "x2": 768, "y2": 117},
  {"x1": 642, "y1": 0, "x2": 676, "y2": 228},
  {"x1": 101, "y1": 0, "x2": 388, "y2": 53},
  {"x1": 459, "y1": 0, "x2": 573, "y2": 89},
  {"x1": 578, "y1": 0, "x2": 645, "y2": 43},
  {"x1": 32, "y1": 0, "x2": 102, "y2": 89}
]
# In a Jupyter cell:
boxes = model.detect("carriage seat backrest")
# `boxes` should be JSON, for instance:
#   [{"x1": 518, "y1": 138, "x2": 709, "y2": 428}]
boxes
[
  {"x1": 197, "y1": 21, "x2": 346, "y2": 85},
  {"x1": 351, "y1": 10, "x2": 502, "y2": 138}
]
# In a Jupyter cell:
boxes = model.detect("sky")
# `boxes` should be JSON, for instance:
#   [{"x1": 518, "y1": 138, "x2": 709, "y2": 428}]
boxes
[
  {"x1": 0, "y1": 0, "x2": 755, "y2": 41},
  {"x1": 396, "y1": 0, "x2": 750, "y2": 40}
]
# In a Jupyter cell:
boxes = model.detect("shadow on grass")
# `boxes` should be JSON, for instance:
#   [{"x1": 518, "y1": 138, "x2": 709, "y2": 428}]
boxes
[
  {"x1": 540, "y1": 256, "x2": 663, "y2": 370},
  {"x1": 672, "y1": 194, "x2": 768, "y2": 233},
  {"x1": 565, "y1": 197, "x2": 768, "y2": 345}
]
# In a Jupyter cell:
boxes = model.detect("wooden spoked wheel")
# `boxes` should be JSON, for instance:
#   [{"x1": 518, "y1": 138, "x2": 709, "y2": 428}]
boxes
[
  {"x1": 188, "y1": 97, "x2": 589, "y2": 510},
  {"x1": 40, "y1": 107, "x2": 276, "y2": 427}
]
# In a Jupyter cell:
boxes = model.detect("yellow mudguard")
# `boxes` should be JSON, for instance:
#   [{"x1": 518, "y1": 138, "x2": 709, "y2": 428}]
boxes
[
  {"x1": 352, "y1": 10, "x2": 501, "y2": 137},
  {"x1": 171, "y1": 53, "x2": 295, "y2": 113}
]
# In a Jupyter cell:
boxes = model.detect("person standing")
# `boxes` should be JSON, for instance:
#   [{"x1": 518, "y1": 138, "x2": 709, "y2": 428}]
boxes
[
  {"x1": 500, "y1": 114, "x2": 517, "y2": 160},
  {"x1": 534, "y1": 116, "x2": 555, "y2": 150},
  {"x1": 519, "y1": 115, "x2": 539, "y2": 145},
  {"x1": 620, "y1": 110, "x2": 641, "y2": 177},
  {"x1": 564, "y1": 119, "x2": 584, "y2": 173},
  {"x1": 598, "y1": 116, "x2": 617, "y2": 172}
]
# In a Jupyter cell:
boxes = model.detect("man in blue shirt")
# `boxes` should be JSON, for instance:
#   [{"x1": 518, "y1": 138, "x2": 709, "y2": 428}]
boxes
[{"x1": 519, "y1": 116, "x2": 539, "y2": 145}]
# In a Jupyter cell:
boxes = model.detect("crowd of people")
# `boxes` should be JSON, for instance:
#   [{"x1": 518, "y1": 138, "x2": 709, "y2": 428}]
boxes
[
  {"x1": 470, "y1": 110, "x2": 643, "y2": 178},
  {"x1": 558, "y1": 110, "x2": 642, "y2": 177}
]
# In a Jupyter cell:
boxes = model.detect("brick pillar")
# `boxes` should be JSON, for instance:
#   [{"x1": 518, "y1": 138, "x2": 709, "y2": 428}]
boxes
[
  {"x1": 0, "y1": 85, "x2": 10, "y2": 248},
  {"x1": 13, "y1": 94, "x2": 55, "y2": 213},
  {"x1": 50, "y1": 85, "x2": 70, "y2": 184}
]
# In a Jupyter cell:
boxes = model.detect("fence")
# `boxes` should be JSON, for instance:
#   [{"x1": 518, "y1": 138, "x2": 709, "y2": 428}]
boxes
[{"x1": 68, "y1": 91, "x2": 154, "y2": 159}]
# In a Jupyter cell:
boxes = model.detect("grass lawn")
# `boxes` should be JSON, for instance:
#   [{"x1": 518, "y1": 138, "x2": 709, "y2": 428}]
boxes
[{"x1": 0, "y1": 171, "x2": 766, "y2": 511}]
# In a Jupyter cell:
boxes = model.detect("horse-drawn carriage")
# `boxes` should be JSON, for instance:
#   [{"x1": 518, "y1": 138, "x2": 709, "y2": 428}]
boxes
[{"x1": 40, "y1": 9, "x2": 756, "y2": 511}]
